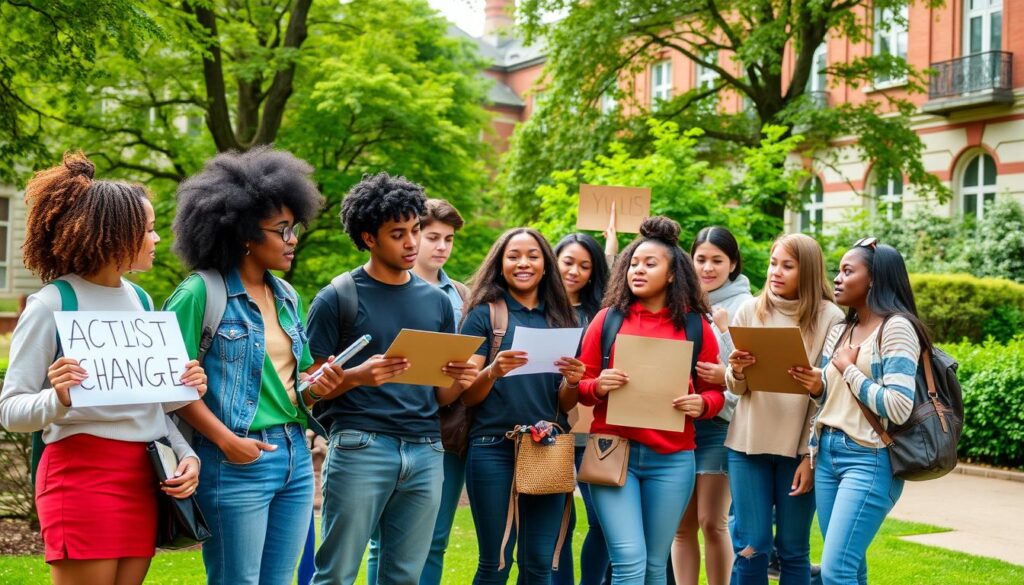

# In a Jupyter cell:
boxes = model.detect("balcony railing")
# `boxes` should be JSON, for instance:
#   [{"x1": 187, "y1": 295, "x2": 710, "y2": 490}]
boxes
[{"x1": 924, "y1": 51, "x2": 1014, "y2": 114}]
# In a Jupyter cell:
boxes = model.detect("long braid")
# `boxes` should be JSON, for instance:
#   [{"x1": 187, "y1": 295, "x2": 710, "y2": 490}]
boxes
[{"x1": 23, "y1": 151, "x2": 148, "y2": 282}]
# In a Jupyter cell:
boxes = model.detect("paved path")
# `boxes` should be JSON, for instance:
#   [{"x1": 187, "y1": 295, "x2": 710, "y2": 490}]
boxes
[{"x1": 889, "y1": 470, "x2": 1024, "y2": 566}]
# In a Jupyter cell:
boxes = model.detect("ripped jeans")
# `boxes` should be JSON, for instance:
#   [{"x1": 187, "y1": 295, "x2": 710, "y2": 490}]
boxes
[{"x1": 726, "y1": 449, "x2": 814, "y2": 585}]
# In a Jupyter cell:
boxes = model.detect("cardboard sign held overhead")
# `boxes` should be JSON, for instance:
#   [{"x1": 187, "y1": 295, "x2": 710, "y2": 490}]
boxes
[
  {"x1": 729, "y1": 326, "x2": 812, "y2": 394},
  {"x1": 576, "y1": 184, "x2": 652, "y2": 234}
]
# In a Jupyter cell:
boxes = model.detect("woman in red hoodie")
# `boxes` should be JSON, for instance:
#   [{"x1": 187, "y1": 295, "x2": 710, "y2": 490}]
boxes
[{"x1": 578, "y1": 216, "x2": 724, "y2": 584}]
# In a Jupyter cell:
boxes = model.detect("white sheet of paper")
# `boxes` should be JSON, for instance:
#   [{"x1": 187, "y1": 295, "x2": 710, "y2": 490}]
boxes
[
  {"x1": 506, "y1": 326, "x2": 584, "y2": 377},
  {"x1": 53, "y1": 311, "x2": 200, "y2": 407}
]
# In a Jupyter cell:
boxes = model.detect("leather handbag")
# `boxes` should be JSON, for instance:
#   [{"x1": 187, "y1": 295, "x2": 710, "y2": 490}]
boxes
[
  {"x1": 578, "y1": 433, "x2": 630, "y2": 487},
  {"x1": 146, "y1": 439, "x2": 212, "y2": 549}
]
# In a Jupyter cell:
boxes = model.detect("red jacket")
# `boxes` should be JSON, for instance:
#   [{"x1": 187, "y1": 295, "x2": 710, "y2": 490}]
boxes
[{"x1": 578, "y1": 303, "x2": 725, "y2": 454}]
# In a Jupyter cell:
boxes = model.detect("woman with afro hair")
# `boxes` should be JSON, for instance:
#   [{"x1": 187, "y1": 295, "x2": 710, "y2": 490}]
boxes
[
  {"x1": 0, "y1": 152, "x2": 207, "y2": 585},
  {"x1": 164, "y1": 147, "x2": 346, "y2": 585}
]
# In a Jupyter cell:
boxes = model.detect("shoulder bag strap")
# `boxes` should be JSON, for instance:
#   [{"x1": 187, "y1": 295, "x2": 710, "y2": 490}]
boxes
[
  {"x1": 331, "y1": 271, "x2": 359, "y2": 354},
  {"x1": 195, "y1": 270, "x2": 228, "y2": 364},
  {"x1": 848, "y1": 319, "x2": 894, "y2": 446},
  {"x1": 487, "y1": 298, "x2": 508, "y2": 364}
]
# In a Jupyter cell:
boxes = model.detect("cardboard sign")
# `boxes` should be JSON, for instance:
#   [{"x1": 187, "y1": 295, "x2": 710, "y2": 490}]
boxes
[
  {"x1": 53, "y1": 311, "x2": 199, "y2": 407},
  {"x1": 606, "y1": 334, "x2": 693, "y2": 432},
  {"x1": 729, "y1": 326, "x2": 812, "y2": 394},
  {"x1": 576, "y1": 184, "x2": 652, "y2": 234},
  {"x1": 383, "y1": 329, "x2": 486, "y2": 387}
]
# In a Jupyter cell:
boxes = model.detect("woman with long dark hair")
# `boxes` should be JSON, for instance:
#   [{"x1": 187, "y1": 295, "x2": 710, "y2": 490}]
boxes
[
  {"x1": 577, "y1": 216, "x2": 725, "y2": 584},
  {"x1": 671, "y1": 226, "x2": 752, "y2": 585},
  {"x1": 459, "y1": 227, "x2": 583, "y2": 584},
  {"x1": 791, "y1": 239, "x2": 924, "y2": 585},
  {"x1": 553, "y1": 232, "x2": 613, "y2": 585}
]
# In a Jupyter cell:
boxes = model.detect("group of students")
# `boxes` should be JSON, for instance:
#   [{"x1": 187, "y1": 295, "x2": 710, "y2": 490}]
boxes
[{"x1": 0, "y1": 147, "x2": 930, "y2": 585}]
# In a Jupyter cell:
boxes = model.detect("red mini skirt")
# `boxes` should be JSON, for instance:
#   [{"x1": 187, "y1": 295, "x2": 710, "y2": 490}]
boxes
[{"x1": 35, "y1": 433, "x2": 158, "y2": 562}]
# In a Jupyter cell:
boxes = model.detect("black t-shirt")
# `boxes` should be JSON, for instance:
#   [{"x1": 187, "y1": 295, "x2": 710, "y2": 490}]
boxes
[
  {"x1": 459, "y1": 292, "x2": 568, "y2": 437},
  {"x1": 306, "y1": 267, "x2": 455, "y2": 437}
]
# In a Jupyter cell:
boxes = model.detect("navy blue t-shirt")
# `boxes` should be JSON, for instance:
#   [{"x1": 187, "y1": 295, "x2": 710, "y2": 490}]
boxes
[
  {"x1": 460, "y1": 292, "x2": 568, "y2": 437},
  {"x1": 306, "y1": 267, "x2": 455, "y2": 438}
]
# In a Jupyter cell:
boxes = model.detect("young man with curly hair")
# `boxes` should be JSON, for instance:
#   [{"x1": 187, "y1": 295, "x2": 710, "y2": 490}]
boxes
[{"x1": 307, "y1": 174, "x2": 479, "y2": 585}]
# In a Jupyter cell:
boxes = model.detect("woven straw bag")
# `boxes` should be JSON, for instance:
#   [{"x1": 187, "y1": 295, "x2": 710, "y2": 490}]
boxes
[{"x1": 507, "y1": 424, "x2": 576, "y2": 495}]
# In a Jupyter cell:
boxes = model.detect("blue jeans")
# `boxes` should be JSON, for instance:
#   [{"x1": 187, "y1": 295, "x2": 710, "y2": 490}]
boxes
[
  {"x1": 313, "y1": 431, "x2": 444, "y2": 585},
  {"x1": 815, "y1": 428, "x2": 904, "y2": 585},
  {"x1": 727, "y1": 449, "x2": 814, "y2": 585},
  {"x1": 590, "y1": 443, "x2": 696, "y2": 585},
  {"x1": 466, "y1": 435, "x2": 567, "y2": 584},
  {"x1": 366, "y1": 451, "x2": 466, "y2": 585},
  {"x1": 194, "y1": 423, "x2": 314, "y2": 585},
  {"x1": 555, "y1": 446, "x2": 611, "y2": 585}
]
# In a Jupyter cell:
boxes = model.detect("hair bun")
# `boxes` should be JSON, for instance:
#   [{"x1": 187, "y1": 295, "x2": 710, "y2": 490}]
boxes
[
  {"x1": 639, "y1": 216, "x2": 681, "y2": 244},
  {"x1": 62, "y1": 151, "x2": 95, "y2": 181}
]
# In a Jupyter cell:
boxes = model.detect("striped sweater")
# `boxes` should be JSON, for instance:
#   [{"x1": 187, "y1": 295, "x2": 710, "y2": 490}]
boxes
[{"x1": 809, "y1": 315, "x2": 920, "y2": 456}]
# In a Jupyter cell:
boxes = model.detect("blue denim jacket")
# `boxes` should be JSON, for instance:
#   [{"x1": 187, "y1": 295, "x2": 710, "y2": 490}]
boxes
[{"x1": 202, "y1": 268, "x2": 326, "y2": 437}]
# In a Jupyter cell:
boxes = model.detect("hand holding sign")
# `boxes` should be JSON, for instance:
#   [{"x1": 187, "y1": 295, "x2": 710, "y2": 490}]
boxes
[
  {"x1": 53, "y1": 311, "x2": 201, "y2": 407},
  {"x1": 577, "y1": 184, "x2": 652, "y2": 234}
]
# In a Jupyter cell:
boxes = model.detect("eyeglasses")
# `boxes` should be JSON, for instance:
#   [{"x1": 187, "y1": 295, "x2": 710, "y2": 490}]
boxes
[
  {"x1": 854, "y1": 236, "x2": 878, "y2": 249},
  {"x1": 261, "y1": 224, "x2": 303, "y2": 242}
]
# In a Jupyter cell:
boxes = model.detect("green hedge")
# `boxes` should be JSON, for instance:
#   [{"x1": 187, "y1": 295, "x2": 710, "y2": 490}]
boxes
[
  {"x1": 911, "y1": 273, "x2": 1024, "y2": 343},
  {"x1": 941, "y1": 337, "x2": 1024, "y2": 468}
]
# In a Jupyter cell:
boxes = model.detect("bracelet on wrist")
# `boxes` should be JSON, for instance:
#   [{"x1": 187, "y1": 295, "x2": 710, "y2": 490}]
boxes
[{"x1": 306, "y1": 386, "x2": 324, "y2": 403}]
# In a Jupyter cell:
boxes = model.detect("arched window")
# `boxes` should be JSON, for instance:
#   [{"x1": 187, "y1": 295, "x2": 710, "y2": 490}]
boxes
[
  {"x1": 960, "y1": 153, "x2": 997, "y2": 221},
  {"x1": 872, "y1": 170, "x2": 904, "y2": 220},
  {"x1": 799, "y1": 176, "x2": 825, "y2": 234}
]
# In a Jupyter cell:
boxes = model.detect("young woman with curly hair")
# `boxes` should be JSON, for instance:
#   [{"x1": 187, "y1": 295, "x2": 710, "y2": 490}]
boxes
[
  {"x1": 0, "y1": 152, "x2": 206, "y2": 585},
  {"x1": 164, "y1": 147, "x2": 345, "y2": 585},
  {"x1": 576, "y1": 216, "x2": 725, "y2": 585}
]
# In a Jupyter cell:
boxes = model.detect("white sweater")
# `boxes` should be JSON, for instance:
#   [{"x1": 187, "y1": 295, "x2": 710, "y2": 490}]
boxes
[{"x1": 0, "y1": 274, "x2": 196, "y2": 461}]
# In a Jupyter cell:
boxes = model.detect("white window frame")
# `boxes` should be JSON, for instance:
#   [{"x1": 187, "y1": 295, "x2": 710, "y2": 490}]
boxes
[
  {"x1": 872, "y1": 171, "x2": 904, "y2": 221},
  {"x1": 695, "y1": 51, "x2": 719, "y2": 90},
  {"x1": 964, "y1": 0, "x2": 1003, "y2": 55},
  {"x1": 960, "y1": 153, "x2": 997, "y2": 221},
  {"x1": 874, "y1": 6, "x2": 909, "y2": 86},
  {"x1": 600, "y1": 91, "x2": 617, "y2": 114},
  {"x1": 0, "y1": 193, "x2": 11, "y2": 291},
  {"x1": 799, "y1": 176, "x2": 825, "y2": 234},
  {"x1": 650, "y1": 60, "x2": 673, "y2": 108}
]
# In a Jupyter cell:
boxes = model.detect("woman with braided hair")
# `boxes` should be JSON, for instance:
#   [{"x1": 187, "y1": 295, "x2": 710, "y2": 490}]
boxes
[{"x1": 0, "y1": 152, "x2": 207, "y2": 585}]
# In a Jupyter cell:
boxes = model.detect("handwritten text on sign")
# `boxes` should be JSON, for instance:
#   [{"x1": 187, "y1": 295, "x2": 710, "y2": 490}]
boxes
[
  {"x1": 576, "y1": 184, "x2": 652, "y2": 234},
  {"x1": 53, "y1": 311, "x2": 199, "y2": 407}
]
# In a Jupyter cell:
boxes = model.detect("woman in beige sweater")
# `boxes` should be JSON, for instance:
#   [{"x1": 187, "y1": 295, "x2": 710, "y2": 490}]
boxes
[{"x1": 724, "y1": 234, "x2": 844, "y2": 585}]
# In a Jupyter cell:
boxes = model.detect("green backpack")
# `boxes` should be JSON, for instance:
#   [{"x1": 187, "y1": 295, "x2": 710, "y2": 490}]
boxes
[{"x1": 29, "y1": 279, "x2": 151, "y2": 488}]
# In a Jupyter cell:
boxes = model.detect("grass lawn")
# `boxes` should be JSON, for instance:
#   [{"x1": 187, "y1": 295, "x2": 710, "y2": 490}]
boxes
[{"x1": 1, "y1": 499, "x2": 1021, "y2": 584}]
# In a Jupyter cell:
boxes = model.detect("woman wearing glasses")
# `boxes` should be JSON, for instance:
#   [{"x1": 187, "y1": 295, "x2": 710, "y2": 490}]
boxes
[
  {"x1": 164, "y1": 148, "x2": 346, "y2": 585},
  {"x1": 791, "y1": 238, "x2": 924, "y2": 585}
]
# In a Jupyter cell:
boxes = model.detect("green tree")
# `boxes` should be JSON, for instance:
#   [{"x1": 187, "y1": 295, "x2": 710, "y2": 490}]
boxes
[
  {"x1": 0, "y1": 0, "x2": 157, "y2": 179},
  {"x1": 14, "y1": 0, "x2": 493, "y2": 301},
  {"x1": 507, "y1": 0, "x2": 947, "y2": 227},
  {"x1": 534, "y1": 119, "x2": 804, "y2": 283}
]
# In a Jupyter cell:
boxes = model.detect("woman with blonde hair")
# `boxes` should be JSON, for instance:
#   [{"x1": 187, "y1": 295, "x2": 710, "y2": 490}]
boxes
[{"x1": 724, "y1": 234, "x2": 844, "y2": 585}]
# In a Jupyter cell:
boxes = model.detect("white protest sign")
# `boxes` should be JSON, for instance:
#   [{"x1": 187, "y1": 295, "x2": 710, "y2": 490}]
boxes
[{"x1": 53, "y1": 311, "x2": 199, "y2": 407}]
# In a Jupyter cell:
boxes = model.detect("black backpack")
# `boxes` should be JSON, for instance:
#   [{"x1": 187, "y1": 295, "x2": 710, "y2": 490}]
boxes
[{"x1": 855, "y1": 318, "x2": 964, "y2": 481}]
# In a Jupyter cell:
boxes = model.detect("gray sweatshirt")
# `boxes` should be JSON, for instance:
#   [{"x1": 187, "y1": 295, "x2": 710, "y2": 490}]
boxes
[
  {"x1": 707, "y1": 274, "x2": 754, "y2": 421},
  {"x1": 0, "y1": 274, "x2": 196, "y2": 461}
]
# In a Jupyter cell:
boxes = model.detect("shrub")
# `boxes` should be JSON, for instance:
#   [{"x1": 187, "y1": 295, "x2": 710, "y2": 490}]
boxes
[
  {"x1": 910, "y1": 273, "x2": 1024, "y2": 343},
  {"x1": 941, "y1": 337, "x2": 1024, "y2": 468}
]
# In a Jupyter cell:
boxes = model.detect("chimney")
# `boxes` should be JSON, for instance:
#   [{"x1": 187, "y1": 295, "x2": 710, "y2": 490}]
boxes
[{"x1": 484, "y1": 0, "x2": 514, "y2": 42}]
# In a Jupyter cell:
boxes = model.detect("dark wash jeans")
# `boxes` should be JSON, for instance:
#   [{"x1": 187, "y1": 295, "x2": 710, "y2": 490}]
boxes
[{"x1": 466, "y1": 435, "x2": 566, "y2": 584}]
